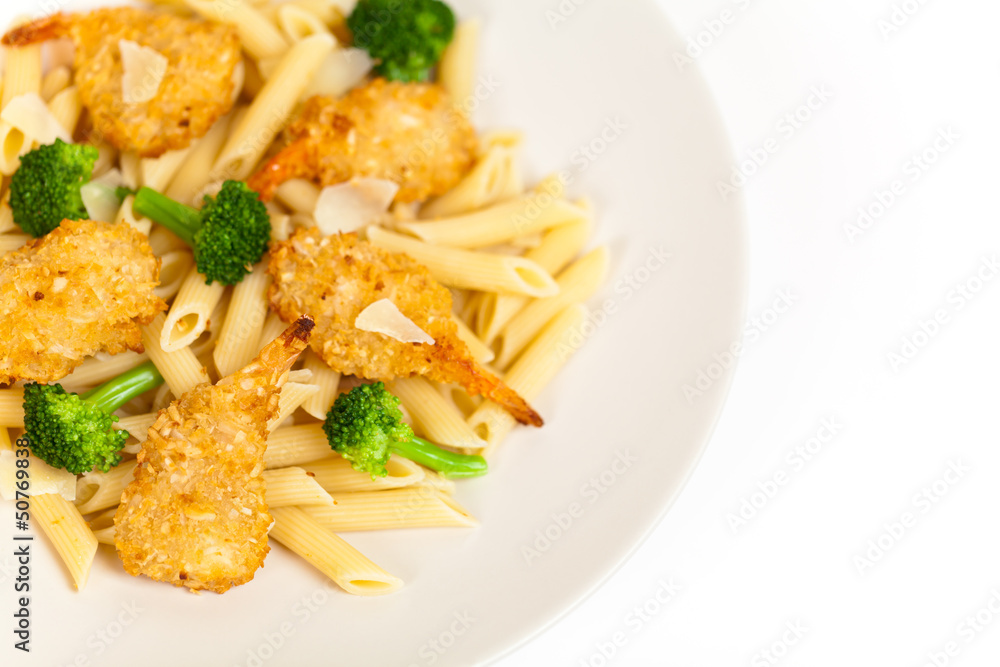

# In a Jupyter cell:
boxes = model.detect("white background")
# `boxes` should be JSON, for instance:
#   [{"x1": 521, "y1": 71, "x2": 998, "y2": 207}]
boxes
[{"x1": 497, "y1": 0, "x2": 1000, "y2": 665}]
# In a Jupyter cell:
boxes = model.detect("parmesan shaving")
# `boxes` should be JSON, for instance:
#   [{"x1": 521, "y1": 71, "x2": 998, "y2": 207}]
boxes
[
  {"x1": 81, "y1": 168, "x2": 127, "y2": 223},
  {"x1": 0, "y1": 93, "x2": 71, "y2": 144},
  {"x1": 303, "y1": 47, "x2": 374, "y2": 99},
  {"x1": 355, "y1": 299, "x2": 435, "y2": 345},
  {"x1": 313, "y1": 178, "x2": 399, "y2": 235},
  {"x1": 0, "y1": 450, "x2": 76, "y2": 502},
  {"x1": 120, "y1": 39, "x2": 168, "y2": 104}
]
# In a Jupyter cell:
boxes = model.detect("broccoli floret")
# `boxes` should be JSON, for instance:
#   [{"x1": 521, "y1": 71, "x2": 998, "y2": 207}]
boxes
[
  {"x1": 323, "y1": 382, "x2": 487, "y2": 479},
  {"x1": 132, "y1": 180, "x2": 271, "y2": 286},
  {"x1": 348, "y1": 0, "x2": 456, "y2": 82},
  {"x1": 9, "y1": 139, "x2": 100, "y2": 237},
  {"x1": 22, "y1": 361, "x2": 164, "y2": 474}
]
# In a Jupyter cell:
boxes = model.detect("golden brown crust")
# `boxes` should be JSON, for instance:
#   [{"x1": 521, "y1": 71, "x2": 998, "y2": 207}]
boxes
[
  {"x1": 268, "y1": 229, "x2": 542, "y2": 426},
  {"x1": 114, "y1": 317, "x2": 313, "y2": 593},
  {"x1": 248, "y1": 78, "x2": 478, "y2": 202},
  {"x1": 0, "y1": 220, "x2": 165, "y2": 386},
  {"x1": 2, "y1": 9, "x2": 240, "y2": 157}
]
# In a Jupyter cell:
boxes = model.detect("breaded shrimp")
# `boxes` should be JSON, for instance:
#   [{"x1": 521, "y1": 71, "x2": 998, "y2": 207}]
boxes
[
  {"x1": 114, "y1": 317, "x2": 314, "y2": 593},
  {"x1": 2, "y1": 8, "x2": 240, "y2": 157},
  {"x1": 268, "y1": 228, "x2": 542, "y2": 427},
  {"x1": 0, "y1": 220, "x2": 165, "y2": 386},
  {"x1": 248, "y1": 78, "x2": 477, "y2": 203}
]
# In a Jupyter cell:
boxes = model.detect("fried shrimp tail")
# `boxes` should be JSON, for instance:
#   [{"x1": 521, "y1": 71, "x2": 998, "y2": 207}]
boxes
[
  {"x1": 248, "y1": 78, "x2": 478, "y2": 203},
  {"x1": 2, "y1": 8, "x2": 240, "y2": 157},
  {"x1": 114, "y1": 317, "x2": 314, "y2": 593},
  {"x1": 268, "y1": 229, "x2": 542, "y2": 427},
  {"x1": 0, "y1": 220, "x2": 165, "y2": 385}
]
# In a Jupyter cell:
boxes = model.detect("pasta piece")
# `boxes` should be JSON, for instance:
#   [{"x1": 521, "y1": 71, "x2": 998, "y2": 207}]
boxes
[
  {"x1": 267, "y1": 382, "x2": 320, "y2": 430},
  {"x1": 40, "y1": 65, "x2": 72, "y2": 102},
  {"x1": 494, "y1": 246, "x2": 608, "y2": 369},
  {"x1": 58, "y1": 351, "x2": 148, "y2": 393},
  {"x1": 262, "y1": 467, "x2": 334, "y2": 507},
  {"x1": 259, "y1": 311, "x2": 290, "y2": 352},
  {"x1": 75, "y1": 461, "x2": 138, "y2": 515},
  {"x1": 437, "y1": 19, "x2": 480, "y2": 107},
  {"x1": 214, "y1": 262, "x2": 270, "y2": 377},
  {"x1": 139, "y1": 145, "x2": 193, "y2": 192},
  {"x1": 161, "y1": 265, "x2": 226, "y2": 352},
  {"x1": 45, "y1": 86, "x2": 82, "y2": 137},
  {"x1": 0, "y1": 199, "x2": 14, "y2": 234},
  {"x1": 398, "y1": 183, "x2": 587, "y2": 249},
  {"x1": 32, "y1": 493, "x2": 98, "y2": 590},
  {"x1": 163, "y1": 109, "x2": 237, "y2": 206},
  {"x1": 183, "y1": 0, "x2": 289, "y2": 61},
  {"x1": 420, "y1": 137, "x2": 522, "y2": 219},
  {"x1": 114, "y1": 195, "x2": 153, "y2": 237},
  {"x1": 301, "y1": 351, "x2": 341, "y2": 420},
  {"x1": 1, "y1": 17, "x2": 42, "y2": 108},
  {"x1": 0, "y1": 427, "x2": 11, "y2": 451},
  {"x1": 304, "y1": 488, "x2": 476, "y2": 532},
  {"x1": 141, "y1": 312, "x2": 210, "y2": 396},
  {"x1": 367, "y1": 226, "x2": 558, "y2": 297},
  {"x1": 468, "y1": 305, "x2": 587, "y2": 454},
  {"x1": 269, "y1": 506, "x2": 403, "y2": 595},
  {"x1": 475, "y1": 218, "x2": 591, "y2": 343},
  {"x1": 277, "y1": 4, "x2": 331, "y2": 41},
  {"x1": 388, "y1": 377, "x2": 486, "y2": 450},
  {"x1": 153, "y1": 249, "x2": 195, "y2": 301},
  {"x1": 0, "y1": 234, "x2": 29, "y2": 253},
  {"x1": 451, "y1": 314, "x2": 494, "y2": 364},
  {"x1": 275, "y1": 178, "x2": 320, "y2": 214},
  {"x1": 92, "y1": 525, "x2": 115, "y2": 546},
  {"x1": 264, "y1": 424, "x2": 332, "y2": 469},
  {"x1": 417, "y1": 468, "x2": 457, "y2": 495},
  {"x1": 115, "y1": 412, "x2": 158, "y2": 440},
  {"x1": 0, "y1": 387, "x2": 24, "y2": 427},
  {"x1": 118, "y1": 151, "x2": 142, "y2": 190},
  {"x1": 213, "y1": 33, "x2": 334, "y2": 181},
  {"x1": 301, "y1": 455, "x2": 425, "y2": 493}
]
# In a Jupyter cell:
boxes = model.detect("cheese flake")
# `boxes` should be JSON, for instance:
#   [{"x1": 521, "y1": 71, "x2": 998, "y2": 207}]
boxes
[
  {"x1": 355, "y1": 299, "x2": 435, "y2": 345},
  {"x1": 0, "y1": 450, "x2": 76, "y2": 502},
  {"x1": 120, "y1": 39, "x2": 168, "y2": 104},
  {"x1": 313, "y1": 178, "x2": 399, "y2": 234},
  {"x1": 0, "y1": 93, "x2": 71, "y2": 144}
]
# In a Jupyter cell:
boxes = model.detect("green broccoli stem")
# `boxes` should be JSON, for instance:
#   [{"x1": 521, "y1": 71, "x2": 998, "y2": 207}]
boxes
[
  {"x1": 79, "y1": 361, "x2": 164, "y2": 415},
  {"x1": 132, "y1": 187, "x2": 200, "y2": 245},
  {"x1": 391, "y1": 436, "x2": 487, "y2": 479}
]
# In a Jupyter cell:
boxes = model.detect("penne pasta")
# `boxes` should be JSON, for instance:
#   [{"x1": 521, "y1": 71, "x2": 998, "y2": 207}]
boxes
[
  {"x1": 268, "y1": 382, "x2": 321, "y2": 430},
  {"x1": 301, "y1": 455, "x2": 425, "y2": 493},
  {"x1": 115, "y1": 412, "x2": 159, "y2": 440},
  {"x1": 161, "y1": 265, "x2": 226, "y2": 352},
  {"x1": 475, "y1": 217, "x2": 592, "y2": 343},
  {"x1": 141, "y1": 312, "x2": 210, "y2": 397},
  {"x1": 269, "y1": 506, "x2": 403, "y2": 595},
  {"x1": 59, "y1": 351, "x2": 149, "y2": 393},
  {"x1": 451, "y1": 314, "x2": 494, "y2": 364},
  {"x1": 164, "y1": 109, "x2": 238, "y2": 206},
  {"x1": 437, "y1": 19, "x2": 480, "y2": 108},
  {"x1": 420, "y1": 137, "x2": 522, "y2": 219},
  {"x1": 183, "y1": 0, "x2": 289, "y2": 61},
  {"x1": 277, "y1": 3, "x2": 332, "y2": 41},
  {"x1": 0, "y1": 234, "x2": 29, "y2": 254},
  {"x1": 0, "y1": 198, "x2": 14, "y2": 234},
  {"x1": 262, "y1": 466, "x2": 335, "y2": 507},
  {"x1": 32, "y1": 493, "x2": 98, "y2": 590},
  {"x1": 304, "y1": 488, "x2": 477, "y2": 532},
  {"x1": 275, "y1": 178, "x2": 321, "y2": 214},
  {"x1": 153, "y1": 249, "x2": 195, "y2": 301},
  {"x1": 301, "y1": 351, "x2": 341, "y2": 419},
  {"x1": 367, "y1": 226, "x2": 559, "y2": 297},
  {"x1": 214, "y1": 262, "x2": 271, "y2": 377},
  {"x1": 468, "y1": 305, "x2": 587, "y2": 454},
  {"x1": 114, "y1": 195, "x2": 153, "y2": 237},
  {"x1": 259, "y1": 312, "x2": 290, "y2": 350},
  {"x1": 40, "y1": 66, "x2": 71, "y2": 102},
  {"x1": 46, "y1": 86, "x2": 83, "y2": 137},
  {"x1": 75, "y1": 461, "x2": 138, "y2": 515},
  {"x1": 493, "y1": 246, "x2": 608, "y2": 369},
  {"x1": 139, "y1": 145, "x2": 194, "y2": 192},
  {"x1": 213, "y1": 33, "x2": 334, "y2": 181},
  {"x1": 264, "y1": 424, "x2": 332, "y2": 469},
  {"x1": 0, "y1": 387, "x2": 24, "y2": 427},
  {"x1": 1, "y1": 17, "x2": 42, "y2": 108},
  {"x1": 388, "y1": 376, "x2": 486, "y2": 450}
]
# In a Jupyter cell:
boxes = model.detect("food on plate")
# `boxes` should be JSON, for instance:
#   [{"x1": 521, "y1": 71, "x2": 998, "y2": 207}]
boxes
[
  {"x1": 23, "y1": 361, "x2": 164, "y2": 474},
  {"x1": 324, "y1": 381, "x2": 487, "y2": 479},
  {"x1": 268, "y1": 228, "x2": 542, "y2": 426},
  {"x1": 347, "y1": 0, "x2": 456, "y2": 82},
  {"x1": 247, "y1": 79, "x2": 477, "y2": 203},
  {"x1": 0, "y1": 220, "x2": 165, "y2": 385},
  {"x1": 132, "y1": 179, "x2": 271, "y2": 286},
  {"x1": 1, "y1": 7, "x2": 241, "y2": 156},
  {"x1": 114, "y1": 317, "x2": 313, "y2": 593},
  {"x1": 9, "y1": 139, "x2": 104, "y2": 237}
]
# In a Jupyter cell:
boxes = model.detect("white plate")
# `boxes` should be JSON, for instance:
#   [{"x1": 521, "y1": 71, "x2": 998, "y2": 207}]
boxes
[{"x1": 0, "y1": 1, "x2": 746, "y2": 665}]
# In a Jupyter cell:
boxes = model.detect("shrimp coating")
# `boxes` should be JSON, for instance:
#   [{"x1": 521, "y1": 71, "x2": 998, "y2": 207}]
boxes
[
  {"x1": 248, "y1": 78, "x2": 478, "y2": 203},
  {"x1": 114, "y1": 317, "x2": 314, "y2": 593},
  {"x1": 268, "y1": 228, "x2": 542, "y2": 427},
  {"x1": 2, "y1": 8, "x2": 240, "y2": 157},
  {"x1": 0, "y1": 220, "x2": 165, "y2": 386}
]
